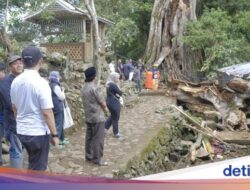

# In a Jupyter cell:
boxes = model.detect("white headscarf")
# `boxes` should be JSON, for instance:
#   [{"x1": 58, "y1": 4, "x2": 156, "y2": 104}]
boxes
[{"x1": 106, "y1": 72, "x2": 120, "y2": 87}]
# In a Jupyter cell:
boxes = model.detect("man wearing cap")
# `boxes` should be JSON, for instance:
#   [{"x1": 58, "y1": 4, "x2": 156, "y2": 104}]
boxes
[
  {"x1": 0, "y1": 62, "x2": 6, "y2": 166},
  {"x1": 0, "y1": 56, "x2": 24, "y2": 168},
  {"x1": 10, "y1": 47, "x2": 59, "y2": 171},
  {"x1": 81, "y1": 66, "x2": 109, "y2": 166}
]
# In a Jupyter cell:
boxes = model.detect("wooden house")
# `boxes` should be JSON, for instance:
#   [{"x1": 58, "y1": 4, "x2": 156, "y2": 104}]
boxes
[{"x1": 25, "y1": 0, "x2": 113, "y2": 63}]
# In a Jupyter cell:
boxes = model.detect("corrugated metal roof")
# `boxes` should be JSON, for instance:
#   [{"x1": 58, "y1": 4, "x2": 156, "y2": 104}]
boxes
[
  {"x1": 217, "y1": 62, "x2": 250, "y2": 78},
  {"x1": 24, "y1": 0, "x2": 113, "y2": 25}
]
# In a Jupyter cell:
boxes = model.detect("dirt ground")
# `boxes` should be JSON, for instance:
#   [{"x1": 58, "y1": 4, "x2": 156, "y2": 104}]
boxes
[{"x1": 2, "y1": 95, "x2": 250, "y2": 177}]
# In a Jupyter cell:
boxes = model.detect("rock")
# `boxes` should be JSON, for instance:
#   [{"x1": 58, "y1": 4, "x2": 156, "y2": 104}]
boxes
[
  {"x1": 75, "y1": 73, "x2": 82, "y2": 80},
  {"x1": 64, "y1": 168, "x2": 74, "y2": 174},
  {"x1": 49, "y1": 52, "x2": 66, "y2": 65},
  {"x1": 50, "y1": 162, "x2": 66, "y2": 173},
  {"x1": 103, "y1": 173, "x2": 113, "y2": 178},
  {"x1": 196, "y1": 147, "x2": 209, "y2": 158},
  {"x1": 74, "y1": 65, "x2": 84, "y2": 72},
  {"x1": 40, "y1": 47, "x2": 47, "y2": 58},
  {"x1": 74, "y1": 167, "x2": 84, "y2": 173},
  {"x1": 148, "y1": 152, "x2": 155, "y2": 161},
  {"x1": 173, "y1": 144, "x2": 189, "y2": 156},
  {"x1": 168, "y1": 152, "x2": 180, "y2": 162},
  {"x1": 216, "y1": 155, "x2": 223, "y2": 159},
  {"x1": 68, "y1": 161, "x2": 81, "y2": 168}
]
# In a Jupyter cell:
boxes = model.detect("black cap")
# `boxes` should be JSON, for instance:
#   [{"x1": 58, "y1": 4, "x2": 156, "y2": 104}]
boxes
[
  {"x1": 84, "y1": 67, "x2": 96, "y2": 82},
  {"x1": 22, "y1": 46, "x2": 42, "y2": 68}
]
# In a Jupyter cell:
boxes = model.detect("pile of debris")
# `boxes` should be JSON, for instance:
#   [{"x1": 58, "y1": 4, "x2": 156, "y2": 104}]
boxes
[{"x1": 166, "y1": 62, "x2": 250, "y2": 163}]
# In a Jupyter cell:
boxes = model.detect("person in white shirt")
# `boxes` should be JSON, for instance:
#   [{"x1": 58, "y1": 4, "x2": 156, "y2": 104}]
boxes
[
  {"x1": 48, "y1": 71, "x2": 68, "y2": 146},
  {"x1": 109, "y1": 61, "x2": 115, "y2": 73},
  {"x1": 10, "y1": 46, "x2": 59, "y2": 171}
]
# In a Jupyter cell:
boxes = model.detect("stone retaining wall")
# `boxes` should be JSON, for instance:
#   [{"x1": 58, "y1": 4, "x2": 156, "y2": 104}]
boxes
[{"x1": 114, "y1": 115, "x2": 193, "y2": 179}]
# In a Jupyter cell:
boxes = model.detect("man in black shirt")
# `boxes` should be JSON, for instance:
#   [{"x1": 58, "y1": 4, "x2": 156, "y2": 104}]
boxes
[
  {"x1": 0, "y1": 62, "x2": 6, "y2": 166},
  {"x1": 0, "y1": 55, "x2": 24, "y2": 168}
]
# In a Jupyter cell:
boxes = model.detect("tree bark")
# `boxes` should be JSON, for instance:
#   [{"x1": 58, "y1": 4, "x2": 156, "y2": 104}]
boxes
[
  {"x1": 144, "y1": 0, "x2": 169, "y2": 67},
  {"x1": 84, "y1": 0, "x2": 102, "y2": 84},
  {"x1": 0, "y1": 0, "x2": 12, "y2": 55},
  {"x1": 216, "y1": 131, "x2": 250, "y2": 145},
  {"x1": 144, "y1": 0, "x2": 202, "y2": 83},
  {"x1": 0, "y1": 26, "x2": 13, "y2": 55},
  {"x1": 176, "y1": 82, "x2": 248, "y2": 131}
]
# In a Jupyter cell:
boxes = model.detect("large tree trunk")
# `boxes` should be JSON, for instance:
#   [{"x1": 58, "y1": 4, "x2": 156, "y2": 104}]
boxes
[
  {"x1": 144, "y1": 0, "x2": 202, "y2": 83},
  {"x1": 0, "y1": 26, "x2": 12, "y2": 55},
  {"x1": 144, "y1": 0, "x2": 169, "y2": 67},
  {"x1": 0, "y1": 0, "x2": 12, "y2": 55},
  {"x1": 84, "y1": 0, "x2": 102, "y2": 84}
]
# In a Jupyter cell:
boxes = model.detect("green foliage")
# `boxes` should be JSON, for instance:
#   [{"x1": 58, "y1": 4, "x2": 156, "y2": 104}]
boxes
[
  {"x1": 48, "y1": 33, "x2": 82, "y2": 43},
  {"x1": 1, "y1": 0, "x2": 153, "y2": 61},
  {"x1": 183, "y1": 9, "x2": 250, "y2": 75},
  {"x1": 11, "y1": 38, "x2": 22, "y2": 54},
  {"x1": 201, "y1": 0, "x2": 250, "y2": 15},
  {"x1": 95, "y1": 0, "x2": 153, "y2": 60},
  {"x1": 0, "y1": 38, "x2": 21, "y2": 60},
  {"x1": 1, "y1": 0, "x2": 50, "y2": 44},
  {"x1": 40, "y1": 11, "x2": 56, "y2": 22},
  {"x1": 8, "y1": 19, "x2": 39, "y2": 42},
  {"x1": 236, "y1": 11, "x2": 250, "y2": 41},
  {"x1": 107, "y1": 18, "x2": 139, "y2": 47}
]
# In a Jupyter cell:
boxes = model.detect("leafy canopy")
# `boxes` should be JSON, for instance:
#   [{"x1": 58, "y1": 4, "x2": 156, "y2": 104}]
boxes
[{"x1": 183, "y1": 8, "x2": 250, "y2": 76}]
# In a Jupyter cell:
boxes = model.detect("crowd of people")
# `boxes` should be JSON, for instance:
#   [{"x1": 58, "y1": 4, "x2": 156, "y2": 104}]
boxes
[
  {"x1": 114, "y1": 58, "x2": 145, "y2": 93},
  {"x1": 0, "y1": 46, "x2": 147, "y2": 169},
  {"x1": 0, "y1": 47, "x2": 69, "y2": 170}
]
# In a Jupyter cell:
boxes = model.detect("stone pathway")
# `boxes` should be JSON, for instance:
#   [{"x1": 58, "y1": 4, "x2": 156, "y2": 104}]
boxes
[{"x1": 3, "y1": 95, "x2": 175, "y2": 177}]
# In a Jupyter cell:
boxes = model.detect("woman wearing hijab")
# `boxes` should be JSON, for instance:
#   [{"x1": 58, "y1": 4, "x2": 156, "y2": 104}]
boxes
[
  {"x1": 49, "y1": 71, "x2": 68, "y2": 145},
  {"x1": 105, "y1": 72, "x2": 123, "y2": 138}
]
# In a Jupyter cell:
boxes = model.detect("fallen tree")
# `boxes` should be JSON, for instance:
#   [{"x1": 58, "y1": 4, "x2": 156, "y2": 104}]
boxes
[{"x1": 169, "y1": 77, "x2": 250, "y2": 132}]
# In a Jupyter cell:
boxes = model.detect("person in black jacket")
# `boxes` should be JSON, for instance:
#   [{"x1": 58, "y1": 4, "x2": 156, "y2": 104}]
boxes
[
  {"x1": 48, "y1": 71, "x2": 67, "y2": 145},
  {"x1": 105, "y1": 72, "x2": 123, "y2": 138},
  {"x1": 0, "y1": 55, "x2": 24, "y2": 168},
  {"x1": 0, "y1": 62, "x2": 6, "y2": 166}
]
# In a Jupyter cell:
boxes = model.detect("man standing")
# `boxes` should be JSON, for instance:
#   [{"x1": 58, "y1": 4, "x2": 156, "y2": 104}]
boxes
[
  {"x1": 123, "y1": 59, "x2": 134, "y2": 81},
  {"x1": 116, "y1": 59, "x2": 123, "y2": 80},
  {"x1": 81, "y1": 67, "x2": 109, "y2": 166},
  {"x1": 133, "y1": 65, "x2": 141, "y2": 93},
  {"x1": 0, "y1": 56, "x2": 24, "y2": 168},
  {"x1": 0, "y1": 62, "x2": 6, "y2": 166},
  {"x1": 11, "y1": 47, "x2": 59, "y2": 171},
  {"x1": 137, "y1": 58, "x2": 145, "y2": 79}
]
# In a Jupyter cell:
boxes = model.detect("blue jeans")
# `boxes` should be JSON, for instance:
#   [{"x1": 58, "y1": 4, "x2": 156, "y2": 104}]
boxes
[
  {"x1": 0, "y1": 123, "x2": 3, "y2": 165},
  {"x1": 5, "y1": 128, "x2": 23, "y2": 169},
  {"x1": 54, "y1": 111, "x2": 64, "y2": 142},
  {"x1": 135, "y1": 80, "x2": 141, "y2": 92}
]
